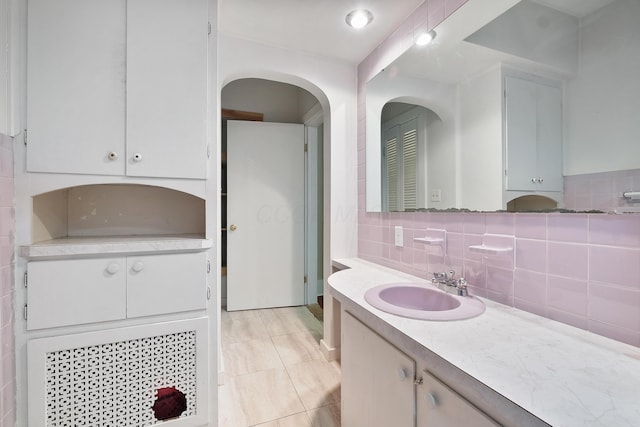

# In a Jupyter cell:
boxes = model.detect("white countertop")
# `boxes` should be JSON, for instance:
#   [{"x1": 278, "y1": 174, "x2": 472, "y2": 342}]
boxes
[
  {"x1": 20, "y1": 234, "x2": 213, "y2": 259},
  {"x1": 329, "y1": 258, "x2": 640, "y2": 427}
]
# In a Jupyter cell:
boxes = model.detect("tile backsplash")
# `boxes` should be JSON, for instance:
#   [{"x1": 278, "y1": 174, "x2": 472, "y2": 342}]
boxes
[
  {"x1": 358, "y1": 210, "x2": 640, "y2": 347},
  {"x1": 0, "y1": 132, "x2": 15, "y2": 427},
  {"x1": 564, "y1": 168, "x2": 640, "y2": 212}
]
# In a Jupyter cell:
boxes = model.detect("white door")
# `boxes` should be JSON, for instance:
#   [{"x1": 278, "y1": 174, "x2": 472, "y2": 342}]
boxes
[{"x1": 227, "y1": 121, "x2": 305, "y2": 311}]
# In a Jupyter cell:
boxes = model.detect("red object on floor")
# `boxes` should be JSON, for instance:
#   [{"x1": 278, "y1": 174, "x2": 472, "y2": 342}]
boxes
[{"x1": 152, "y1": 387, "x2": 187, "y2": 420}]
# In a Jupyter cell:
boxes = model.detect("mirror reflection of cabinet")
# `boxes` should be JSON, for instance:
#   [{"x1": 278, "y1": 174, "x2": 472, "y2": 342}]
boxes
[
  {"x1": 505, "y1": 74, "x2": 562, "y2": 193},
  {"x1": 460, "y1": 67, "x2": 562, "y2": 211}
]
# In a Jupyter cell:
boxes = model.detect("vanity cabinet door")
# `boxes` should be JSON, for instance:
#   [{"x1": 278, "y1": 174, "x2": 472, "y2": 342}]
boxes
[
  {"x1": 27, "y1": 258, "x2": 127, "y2": 330},
  {"x1": 342, "y1": 311, "x2": 416, "y2": 427},
  {"x1": 417, "y1": 370, "x2": 499, "y2": 427},
  {"x1": 505, "y1": 75, "x2": 562, "y2": 192},
  {"x1": 126, "y1": 252, "x2": 207, "y2": 319}
]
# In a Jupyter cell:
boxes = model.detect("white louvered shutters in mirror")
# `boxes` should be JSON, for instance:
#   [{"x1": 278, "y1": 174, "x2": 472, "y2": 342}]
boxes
[{"x1": 383, "y1": 117, "x2": 419, "y2": 211}]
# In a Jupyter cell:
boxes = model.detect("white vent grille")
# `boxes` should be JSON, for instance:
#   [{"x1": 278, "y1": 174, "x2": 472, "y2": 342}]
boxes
[{"x1": 44, "y1": 331, "x2": 197, "y2": 427}]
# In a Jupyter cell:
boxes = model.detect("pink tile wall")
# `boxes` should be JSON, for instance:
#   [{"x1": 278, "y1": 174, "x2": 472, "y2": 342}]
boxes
[
  {"x1": 357, "y1": 210, "x2": 640, "y2": 347},
  {"x1": 357, "y1": 0, "x2": 640, "y2": 347},
  {"x1": 0, "y1": 133, "x2": 15, "y2": 427},
  {"x1": 564, "y1": 169, "x2": 640, "y2": 212}
]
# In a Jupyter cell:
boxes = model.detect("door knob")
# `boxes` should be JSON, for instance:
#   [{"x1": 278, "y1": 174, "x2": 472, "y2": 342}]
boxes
[{"x1": 229, "y1": 224, "x2": 237, "y2": 231}]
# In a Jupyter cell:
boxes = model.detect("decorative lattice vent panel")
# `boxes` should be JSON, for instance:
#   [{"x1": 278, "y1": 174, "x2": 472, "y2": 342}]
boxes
[{"x1": 44, "y1": 331, "x2": 197, "y2": 427}]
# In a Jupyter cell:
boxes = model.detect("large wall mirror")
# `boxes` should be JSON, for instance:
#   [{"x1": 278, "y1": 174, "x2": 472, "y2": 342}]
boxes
[{"x1": 365, "y1": 0, "x2": 640, "y2": 212}]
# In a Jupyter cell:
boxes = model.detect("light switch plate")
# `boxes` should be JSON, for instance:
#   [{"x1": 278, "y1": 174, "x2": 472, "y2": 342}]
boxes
[{"x1": 394, "y1": 226, "x2": 403, "y2": 247}]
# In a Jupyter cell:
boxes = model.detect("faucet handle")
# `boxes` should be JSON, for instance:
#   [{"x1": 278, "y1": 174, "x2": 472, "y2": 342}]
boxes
[{"x1": 456, "y1": 278, "x2": 468, "y2": 296}]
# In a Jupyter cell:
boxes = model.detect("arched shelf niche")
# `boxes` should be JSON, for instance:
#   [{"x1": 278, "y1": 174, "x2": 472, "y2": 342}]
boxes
[{"x1": 24, "y1": 184, "x2": 209, "y2": 259}]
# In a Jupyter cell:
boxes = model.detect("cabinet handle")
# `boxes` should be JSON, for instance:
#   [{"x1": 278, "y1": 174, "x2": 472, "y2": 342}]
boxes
[
  {"x1": 539, "y1": 177, "x2": 544, "y2": 183},
  {"x1": 106, "y1": 263, "x2": 120, "y2": 275},
  {"x1": 132, "y1": 261, "x2": 144, "y2": 272},
  {"x1": 108, "y1": 151, "x2": 119, "y2": 161},
  {"x1": 229, "y1": 224, "x2": 237, "y2": 232},
  {"x1": 397, "y1": 368, "x2": 408, "y2": 381},
  {"x1": 132, "y1": 153, "x2": 143, "y2": 162},
  {"x1": 426, "y1": 392, "x2": 438, "y2": 408},
  {"x1": 531, "y1": 177, "x2": 538, "y2": 183}
]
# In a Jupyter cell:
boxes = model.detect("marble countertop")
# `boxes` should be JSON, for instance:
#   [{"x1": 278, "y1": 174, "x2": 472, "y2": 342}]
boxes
[
  {"x1": 20, "y1": 234, "x2": 213, "y2": 259},
  {"x1": 329, "y1": 258, "x2": 640, "y2": 427}
]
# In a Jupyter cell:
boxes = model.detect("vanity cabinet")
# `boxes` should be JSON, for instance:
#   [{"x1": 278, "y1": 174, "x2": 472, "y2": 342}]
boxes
[
  {"x1": 416, "y1": 369, "x2": 499, "y2": 427},
  {"x1": 26, "y1": 252, "x2": 207, "y2": 330},
  {"x1": 342, "y1": 310, "x2": 501, "y2": 427},
  {"x1": 26, "y1": 0, "x2": 208, "y2": 179},
  {"x1": 504, "y1": 74, "x2": 562, "y2": 193},
  {"x1": 341, "y1": 311, "x2": 416, "y2": 427}
]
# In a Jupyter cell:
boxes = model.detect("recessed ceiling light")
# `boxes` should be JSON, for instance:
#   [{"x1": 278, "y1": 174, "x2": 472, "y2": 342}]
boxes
[
  {"x1": 415, "y1": 30, "x2": 437, "y2": 46},
  {"x1": 346, "y1": 9, "x2": 374, "y2": 29}
]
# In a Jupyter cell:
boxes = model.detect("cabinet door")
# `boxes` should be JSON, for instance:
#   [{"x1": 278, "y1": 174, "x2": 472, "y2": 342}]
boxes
[
  {"x1": 26, "y1": 0, "x2": 126, "y2": 176},
  {"x1": 27, "y1": 258, "x2": 127, "y2": 330},
  {"x1": 417, "y1": 370, "x2": 500, "y2": 427},
  {"x1": 127, "y1": 252, "x2": 207, "y2": 318},
  {"x1": 342, "y1": 311, "x2": 416, "y2": 427},
  {"x1": 126, "y1": 0, "x2": 208, "y2": 179},
  {"x1": 535, "y1": 83, "x2": 563, "y2": 191},
  {"x1": 505, "y1": 75, "x2": 562, "y2": 192}
]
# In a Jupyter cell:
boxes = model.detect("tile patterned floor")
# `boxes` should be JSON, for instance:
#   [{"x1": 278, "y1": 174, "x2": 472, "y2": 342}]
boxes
[{"x1": 219, "y1": 306, "x2": 341, "y2": 427}]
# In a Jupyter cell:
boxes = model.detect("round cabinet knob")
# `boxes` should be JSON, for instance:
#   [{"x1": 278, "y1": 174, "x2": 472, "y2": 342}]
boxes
[
  {"x1": 531, "y1": 177, "x2": 538, "y2": 183},
  {"x1": 229, "y1": 224, "x2": 237, "y2": 232},
  {"x1": 132, "y1": 153, "x2": 143, "y2": 162},
  {"x1": 132, "y1": 261, "x2": 144, "y2": 272},
  {"x1": 539, "y1": 177, "x2": 544, "y2": 183},
  {"x1": 426, "y1": 392, "x2": 438, "y2": 408},
  {"x1": 397, "y1": 368, "x2": 408, "y2": 381},
  {"x1": 106, "y1": 263, "x2": 120, "y2": 275},
  {"x1": 108, "y1": 151, "x2": 119, "y2": 161}
]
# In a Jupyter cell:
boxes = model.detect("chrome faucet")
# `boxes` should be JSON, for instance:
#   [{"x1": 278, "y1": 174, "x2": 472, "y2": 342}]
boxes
[{"x1": 431, "y1": 269, "x2": 469, "y2": 296}]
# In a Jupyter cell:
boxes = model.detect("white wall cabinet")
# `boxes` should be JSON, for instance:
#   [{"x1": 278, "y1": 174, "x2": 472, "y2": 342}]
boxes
[
  {"x1": 504, "y1": 74, "x2": 562, "y2": 192},
  {"x1": 341, "y1": 311, "x2": 416, "y2": 427},
  {"x1": 26, "y1": 0, "x2": 208, "y2": 179},
  {"x1": 27, "y1": 252, "x2": 207, "y2": 330}
]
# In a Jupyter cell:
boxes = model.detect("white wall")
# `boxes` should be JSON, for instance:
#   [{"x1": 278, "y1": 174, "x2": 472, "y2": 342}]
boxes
[
  {"x1": 218, "y1": 34, "x2": 358, "y2": 261},
  {"x1": 365, "y1": 72, "x2": 457, "y2": 211},
  {"x1": 222, "y1": 78, "x2": 313, "y2": 123},
  {"x1": 564, "y1": 0, "x2": 640, "y2": 175},
  {"x1": 458, "y1": 65, "x2": 503, "y2": 211}
]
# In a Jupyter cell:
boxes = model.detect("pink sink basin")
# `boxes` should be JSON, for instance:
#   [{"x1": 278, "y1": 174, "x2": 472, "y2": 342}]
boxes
[{"x1": 364, "y1": 282, "x2": 485, "y2": 321}]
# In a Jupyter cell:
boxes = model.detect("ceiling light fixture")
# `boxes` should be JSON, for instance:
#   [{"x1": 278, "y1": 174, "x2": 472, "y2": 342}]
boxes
[
  {"x1": 415, "y1": 30, "x2": 437, "y2": 46},
  {"x1": 346, "y1": 9, "x2": 374, "y2": 29}
]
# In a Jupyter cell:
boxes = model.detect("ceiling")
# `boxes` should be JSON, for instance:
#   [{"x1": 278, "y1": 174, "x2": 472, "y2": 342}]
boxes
[{"x1": 218, "y1": 0, "x2": 425, "y2": 64}]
